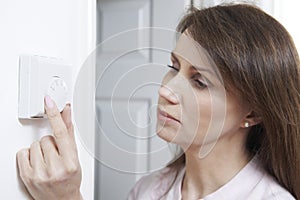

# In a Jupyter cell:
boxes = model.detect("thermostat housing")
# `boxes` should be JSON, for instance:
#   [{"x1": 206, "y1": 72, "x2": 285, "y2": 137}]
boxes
[{"x1": 18, "y1": 55, "x2": 72, "y2": 119}]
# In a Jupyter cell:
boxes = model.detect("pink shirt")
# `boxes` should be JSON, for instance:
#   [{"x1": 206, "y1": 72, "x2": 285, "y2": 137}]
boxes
[{"x1": 128, "y1": 157, "x2": 295, "y2": 200}]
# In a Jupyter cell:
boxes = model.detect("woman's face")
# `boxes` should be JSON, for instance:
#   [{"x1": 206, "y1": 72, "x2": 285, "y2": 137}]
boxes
[{"x1": 156, "y1": 33, "x2": 250, "y2": 154}]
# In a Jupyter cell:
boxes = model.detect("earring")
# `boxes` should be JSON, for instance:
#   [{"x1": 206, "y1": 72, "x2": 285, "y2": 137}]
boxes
[{"x1": 245, "y1": 122, "x2": 250, "y2": 128}]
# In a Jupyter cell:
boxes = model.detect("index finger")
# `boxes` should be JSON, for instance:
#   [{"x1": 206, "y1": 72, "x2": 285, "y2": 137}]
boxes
[{"x1": 44, "y1": 95, "x2": 76, "y2": 157}]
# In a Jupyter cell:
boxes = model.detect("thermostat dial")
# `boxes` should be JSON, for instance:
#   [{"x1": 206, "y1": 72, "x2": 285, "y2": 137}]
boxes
[{"x1": 47, "y1": 76, "x2": 68, "y2": 112}]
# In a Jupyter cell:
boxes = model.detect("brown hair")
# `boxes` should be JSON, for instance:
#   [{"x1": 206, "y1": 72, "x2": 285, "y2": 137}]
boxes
[{"x1": 168, "y1": 3, "x2": 300, "y2": 199}]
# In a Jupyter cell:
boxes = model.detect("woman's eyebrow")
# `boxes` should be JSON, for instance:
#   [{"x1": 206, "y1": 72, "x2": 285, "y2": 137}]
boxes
[
  {"x1": 192, "y1": 66, "x2": 214, "y2": 76},
  {"x1": 171, "y1": 52, "x2": 214, "y2": 75}
]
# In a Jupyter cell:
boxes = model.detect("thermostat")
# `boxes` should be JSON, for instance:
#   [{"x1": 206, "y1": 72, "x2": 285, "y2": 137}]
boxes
[{"x1": 18, "y1": 55, "x2": 72, "y2": 119}]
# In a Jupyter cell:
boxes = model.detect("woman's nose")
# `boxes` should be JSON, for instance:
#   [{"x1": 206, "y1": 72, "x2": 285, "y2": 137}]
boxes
[{"x1": 158, "y1": 85, "x2": 180, "y2": 104}]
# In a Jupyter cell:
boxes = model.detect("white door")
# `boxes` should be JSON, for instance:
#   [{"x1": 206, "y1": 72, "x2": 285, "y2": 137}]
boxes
[{"x1": 94, "y1": 0, "x2": 186, "y2": 199}]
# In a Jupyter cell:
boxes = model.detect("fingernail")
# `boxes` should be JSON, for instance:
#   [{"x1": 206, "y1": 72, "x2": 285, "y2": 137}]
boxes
[
  {"x1": 45, "y1": 95, "x2": 54, "y2": 108},
  {"x1": 65, "y1": 103, "x2": 71, "y2": 110}
]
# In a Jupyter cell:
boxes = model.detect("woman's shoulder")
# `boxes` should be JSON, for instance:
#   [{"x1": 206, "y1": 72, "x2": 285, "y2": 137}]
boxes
[
  {"x1": 204, "y1": 156, "x2": 295, "y2": 200},
  {"x1": 243, "y1": 157, "x2": 296, "y2": 200},
  {"x1": 257, "y1": 172, "x2": 296, "y2": 200},
  {"x1": 127, "y1": 166, "x2": 183, "y2": 200}
]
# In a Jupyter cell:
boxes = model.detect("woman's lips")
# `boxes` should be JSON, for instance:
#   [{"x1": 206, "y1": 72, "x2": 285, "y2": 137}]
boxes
[{"x1": 157, "y1": 108, "x2": 181, "y2": 125}]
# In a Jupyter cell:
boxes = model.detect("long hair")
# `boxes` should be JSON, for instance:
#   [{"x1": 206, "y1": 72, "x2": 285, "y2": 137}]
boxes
[{"x1": 169, "y1": 4, "x2": 300, "y2": 199}]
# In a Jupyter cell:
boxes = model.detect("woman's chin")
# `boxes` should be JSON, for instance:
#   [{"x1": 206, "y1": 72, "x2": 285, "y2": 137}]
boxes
[
  {"x1": 156, "y1": 126, "x2": 187, "y2": 146},
  {"x1": 156, "y1": 128, "x2": 178, "y2": 143}
]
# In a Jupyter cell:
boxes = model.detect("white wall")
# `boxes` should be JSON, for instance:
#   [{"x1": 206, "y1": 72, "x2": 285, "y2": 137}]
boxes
[
  {"x1": 255, "y1": 0, "x2": 300, "y2": 51},
  {"x1": 0, "y1": 0, "x2": 95, "y2": 199},
  {"x1": 273, "y1": 0, "x2": 300, "y2": 50}
]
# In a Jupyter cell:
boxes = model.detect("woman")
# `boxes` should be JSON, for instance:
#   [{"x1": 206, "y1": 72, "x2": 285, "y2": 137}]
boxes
[
  {"x1": 17, "y1": 3, "x2": 299, "y2": 200},
  {"x1": 128, "y1": 3, "x2": 300, "y2": 199}
]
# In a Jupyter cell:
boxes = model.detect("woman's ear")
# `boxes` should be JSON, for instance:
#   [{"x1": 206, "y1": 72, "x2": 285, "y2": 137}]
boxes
[{"x1": 241, "y1": 111, "x2": 262, "y2": 128}]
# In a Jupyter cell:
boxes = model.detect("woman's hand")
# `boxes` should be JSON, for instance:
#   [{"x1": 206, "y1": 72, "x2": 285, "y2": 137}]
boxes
[{"x1": 16, "y1": 96, "x2": 83, "y2": 200}]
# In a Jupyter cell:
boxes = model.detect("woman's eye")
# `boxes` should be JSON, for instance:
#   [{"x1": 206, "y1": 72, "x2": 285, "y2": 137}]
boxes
[
  {"x1": 192, "y1": 73, "x2": 208, "y2": 89},
  {"x1": 194, "y1": 79, "x2": 207, "y2": 89},
  {"x1": 167, "y1": 65, "x2": 179, "y2": 72}
]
